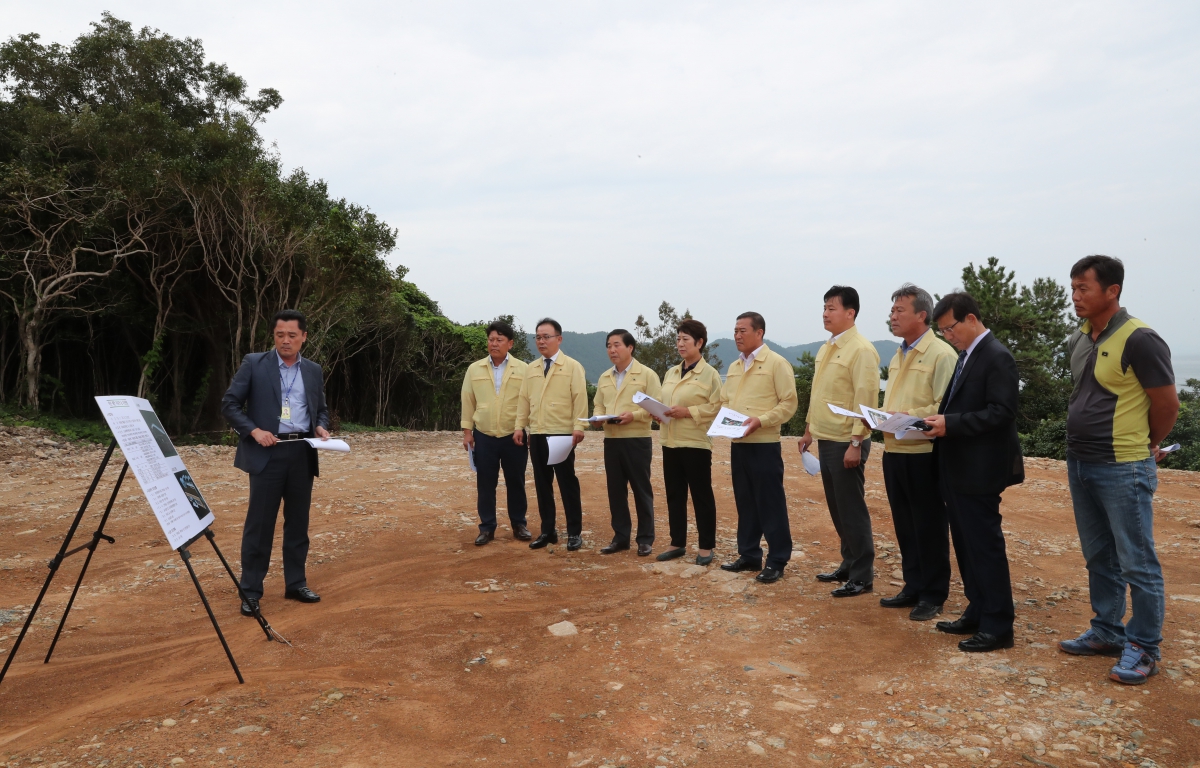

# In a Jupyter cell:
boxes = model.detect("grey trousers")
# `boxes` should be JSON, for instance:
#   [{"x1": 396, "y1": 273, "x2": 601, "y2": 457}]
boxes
[
  {"x1": 604, "y1": 437, "x2": 655, "y2": 546},
  {"x1": 818, "y1": 439, "x2": 874, "y2": 584}
]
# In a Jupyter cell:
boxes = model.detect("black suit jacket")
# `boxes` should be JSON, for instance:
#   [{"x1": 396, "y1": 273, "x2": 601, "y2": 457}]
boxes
[
  {"x1": 220, "y1": 352, "x2": 330, "y2": 476},
  {"x1": 934, "y1": 332, "x2": 1025, "y2": 495}
]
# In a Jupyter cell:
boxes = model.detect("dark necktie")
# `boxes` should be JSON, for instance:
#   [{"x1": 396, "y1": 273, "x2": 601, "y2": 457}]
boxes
[
  {"x1": 948, "y1": 351, "x2": 967, "y2": 397},
  {"x1": 543, "y1": 358, "x2": 552, "y2": 376}
]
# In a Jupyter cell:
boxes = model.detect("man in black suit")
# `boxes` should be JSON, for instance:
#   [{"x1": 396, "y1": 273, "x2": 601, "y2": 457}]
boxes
[
  {"x1": 922, "y1": 293, "x2": 1024, "y2": 653},
  {"x1": 221, "y1": 309, "x2": 331, "y2": 617}
]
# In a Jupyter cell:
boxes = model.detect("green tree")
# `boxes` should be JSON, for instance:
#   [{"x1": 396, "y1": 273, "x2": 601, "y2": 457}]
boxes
[
  {"x1": 958, "y1": 257, "x2": 1075, "y2": 427},
  {"x1": 633, "y1": 300, "x2": 722, "y2": 378},
  {"x1": 781, "y1": 351, "x2": 816, "y2": 437},
  {"x1": 1161, "y1": 379, "x2": 1199, "y2": 471}
]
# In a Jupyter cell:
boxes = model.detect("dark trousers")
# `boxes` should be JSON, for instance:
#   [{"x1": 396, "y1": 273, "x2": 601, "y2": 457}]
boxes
[
  {"x1": 662, "y1": 447, "x2": 717, "y2": 550},
  {"x1": 604, "y1": 437, "x2": 655, "y2": 546},
  {"x1": 942, "y1": 484, "x2": 1015, "y2": 636},
  {"x1": 882, "y1": 451, "x2": 950, "y2": 604},
  {"x1": 818, "y1": 439, "x2": 875, "y2": 584},
  {"x1": 529, "y1": 433, "x2": 583, "y2": 537},
  {"x1": 730, "y1": 442, "x2": 791, "y2": 569},
  {"x1": 240, "y1": 443, "x2": 313, "y2": 599},
  {"x1": 473, "y1": 429, "x2": 528, "y2": 533}
]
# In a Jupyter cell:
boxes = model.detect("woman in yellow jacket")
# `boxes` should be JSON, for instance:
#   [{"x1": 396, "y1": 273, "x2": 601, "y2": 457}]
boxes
[{"x1": 655, "y1": 319, "x2": 724, "y2": 565}]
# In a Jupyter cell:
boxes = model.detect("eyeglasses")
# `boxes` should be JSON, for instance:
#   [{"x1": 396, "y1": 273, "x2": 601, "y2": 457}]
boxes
[
  {"x1": 534, "y1": 334, "x2": 560, "y2": 342},
  {"x1": 937, "y1": 320, "x2": 962, "y2": 334}
]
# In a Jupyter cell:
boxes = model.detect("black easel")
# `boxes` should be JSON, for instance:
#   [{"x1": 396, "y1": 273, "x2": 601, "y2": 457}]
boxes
[{"x1": 0, "y1": 439, "x2": 286, "y2": 688}]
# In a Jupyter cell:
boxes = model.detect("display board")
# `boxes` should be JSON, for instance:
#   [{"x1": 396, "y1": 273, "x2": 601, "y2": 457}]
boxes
[{"x1": 95, "y1": 396, "x2": 215, "y2": 549}]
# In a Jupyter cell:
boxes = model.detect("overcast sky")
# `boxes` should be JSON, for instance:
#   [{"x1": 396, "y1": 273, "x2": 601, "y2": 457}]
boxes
[{"x1": 6, "y1": 1, "x2": 1199, "y2": 354}]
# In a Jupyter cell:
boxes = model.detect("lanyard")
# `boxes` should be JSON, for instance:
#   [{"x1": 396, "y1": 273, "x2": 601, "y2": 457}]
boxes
[{"x1": 280, "y1": 357, "x2": 302, "y2": 406}]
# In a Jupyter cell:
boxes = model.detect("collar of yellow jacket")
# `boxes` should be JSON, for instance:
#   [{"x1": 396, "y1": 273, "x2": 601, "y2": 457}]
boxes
[
  {"x1": 912, "y1": 329, "x2": 936, "y2": 354},
  {"x1": 474, "y1": 353, "x2": 514, "y2": 369},
  {"x1": 602, "y1": 357, "x2": 646, "y2": 381},
  {"x1": 830, "y1": 325, "x2": 862, "y2": 349},
  {"x1": 679, "y1": 357, "x2": 710, "y2": 378},
  {"x1": 736, "y1": 344, "x2": 772, "y2": 370}
]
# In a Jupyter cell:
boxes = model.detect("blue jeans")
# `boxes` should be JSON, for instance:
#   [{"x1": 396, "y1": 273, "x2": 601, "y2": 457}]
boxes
[{"x1": 1067, "y1": 456, "x2": 1164, "y2": 658}]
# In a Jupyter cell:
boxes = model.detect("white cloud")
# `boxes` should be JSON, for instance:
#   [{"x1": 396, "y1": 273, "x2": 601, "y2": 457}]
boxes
[{"x1": 7, "y1": 0, "x2": 1199, "y2": 351}]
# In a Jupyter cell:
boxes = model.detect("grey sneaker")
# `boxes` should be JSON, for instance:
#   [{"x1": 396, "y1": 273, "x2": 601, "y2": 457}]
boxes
[
  {"x1": 1109, "y1": 643, "x2": 1158, "y2": 685},
  {"x1": 1058, "y1": 628, "x2": 1123, "y2": 657}
]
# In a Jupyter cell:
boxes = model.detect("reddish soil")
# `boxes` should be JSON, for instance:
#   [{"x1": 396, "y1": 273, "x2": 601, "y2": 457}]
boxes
[{"x1": 1, "y1": 428, "x2": 1198, "y2": 768}]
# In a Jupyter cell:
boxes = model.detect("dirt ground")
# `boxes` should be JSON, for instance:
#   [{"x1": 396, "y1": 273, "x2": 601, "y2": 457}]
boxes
[{"x1": 1, "y1": 427, "x2": 1198, "y2": 768}]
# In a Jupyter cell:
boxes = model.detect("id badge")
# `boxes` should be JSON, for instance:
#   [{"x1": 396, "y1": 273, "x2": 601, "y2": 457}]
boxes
[{"x1": 281, "y1": 404, "x2": 292, "y2": 420}]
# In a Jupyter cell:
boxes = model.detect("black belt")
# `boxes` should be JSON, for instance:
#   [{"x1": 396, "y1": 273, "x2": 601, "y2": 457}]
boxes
[{"x1": 274, "y1": 431, "x2": 312, "y2": 441}]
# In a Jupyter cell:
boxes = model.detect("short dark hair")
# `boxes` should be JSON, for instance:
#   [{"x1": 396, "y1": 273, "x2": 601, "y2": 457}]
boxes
[
  {"x1": 272, "y1": 309, "x2": 307, "y2": 333},
  {"x1": 736, "y1": 312, "x2": 765, "y2": 333},
  {"x1": 485, "y1": 319, "x2": 516, "y2": 341},
  {"x1": 823, "y1": 285, "x2": 860, "y2": 318},
  {"x1": 607, "y1": 328, "x2": 636, "y2": 351},
  {"x1": 535, "y1": 318, "x2": 562, "y2": 335},
  {"x1": 1070, "y1": 255, "x2": 1124, "y2": 298},
  {"x1": 676, "y1": 318, "x2": 707, "y2": 349},
  {"x1": 891, "y1": 283, "x2": 935, "y2": 326},
  {"x1": 932, "y1": 292, "x2": 983, "y2": 325}
]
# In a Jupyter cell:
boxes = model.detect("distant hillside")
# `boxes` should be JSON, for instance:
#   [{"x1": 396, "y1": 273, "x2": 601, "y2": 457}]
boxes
[
  {"x1": 708, "y1": 338, "x2": 899, "y2": 374},
  {"x1": 527, "y1": 332, "x2": 896, "y2": 383},
  {"x1": 524, "y1": 331, "x2": 612, "y2": 383}
]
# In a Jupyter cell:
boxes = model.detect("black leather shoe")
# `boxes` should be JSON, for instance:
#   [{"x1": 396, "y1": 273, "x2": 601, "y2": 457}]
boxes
[
  {"x1": 909, "y1": 602, "x2": 943, "y2": 621},
  {"x1": 637, "y1": 543, "x2": 652, "y2": 557},
  {"x1": 880, "y1": 592, "x2": 919, "y2": 608},
  {"x1": 936, "y1": 616, "x2": 980, "y2": 635},
  {"x1": 513, "y1": 524, "x2": 532, "y2": 541},
  {"x1": 720, "y1": 556, "x2": 762, "y2": 573},
  {"x1": 566, "y1": 535, "x2": 583, "y2": 551},
  {"x1": 530, "y1": 532, "x2": 558, "y2": 549},
  {"x1": 958, "y1": 631, "x2": 1015, "y2": 653},
  {"x1": 600, "y1": 539, "x2": 630, "y2": 555},
  {"x1": 284, "y1": 587, "x2": 320, "y2": 603},
  {"x1": 475, "y1": 530, "x2": 494, "y2": 546},
  {"x1": 240, "y1": 597, "x2": 260, "y2": 617},
  {"x1": 816, "y1": 569, "x2": 849, "y2": 583},
  {"x1": 755, "y1": 567, "x2": 783, "y2": 584},
  {"x1": 831, "y1": 580, "x2": 872, "y2": 598}
]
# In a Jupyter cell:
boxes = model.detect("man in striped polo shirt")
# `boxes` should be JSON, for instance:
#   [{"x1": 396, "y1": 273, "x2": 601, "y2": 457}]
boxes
[{"x1": 1058, "y1": 255, "x2": 1179, "y2": 685}]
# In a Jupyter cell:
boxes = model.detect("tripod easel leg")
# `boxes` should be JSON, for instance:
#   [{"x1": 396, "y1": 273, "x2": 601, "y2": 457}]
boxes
[
  {"x1": 0, "y1": 440, "x2": 118, "y2": 687},
  {"x1": 179, "y1": 545, "x2": 244, "y2": 684},
  {"x1": 45, "y1": 462, "x2": 129, "y2": 664},
  {"x1": 202, "y1": 529, "x2": 278, "y2": 642}
]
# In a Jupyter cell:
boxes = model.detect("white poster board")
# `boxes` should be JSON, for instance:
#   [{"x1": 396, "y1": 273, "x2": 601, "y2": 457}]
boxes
[{"x1": 95, "y1": 396, "x2": 215, "y2": 549}]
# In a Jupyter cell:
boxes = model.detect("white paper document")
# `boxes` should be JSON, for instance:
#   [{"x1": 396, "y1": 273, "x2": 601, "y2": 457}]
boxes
[
  {"x1": 826, "y1": 403, "x2": 863, "y2": 419},
  {"x1": 1162, "y1": 443, "x2": 1181, "y2": 453},
  {"x1": 468, "y1": 446, "x2": 476, "y2": 472},
  {"x1": 546, "y1": 435, "x2": 575, "y2": 465},
  {"x1": 801, "y1": 451, "x2": 820, "y2": 476},
  {"x1": 830, "y1": 402, "x2": 931, "y2": 440},
  {"x1": 707, "y1": 407, "x2": 752, "y2": 439},
  {"x1": 580, "y1": 414, "x2": 622, "y2": 423},
  {"x1": 304, "y1": 437, "x2": 351, "y2": 453},
  {"x1": 631, "y1": 391, "x2": 673, "y2": 423},
  {"x1": 94, "y1": 395, "x2": 214, "y2": 550}
]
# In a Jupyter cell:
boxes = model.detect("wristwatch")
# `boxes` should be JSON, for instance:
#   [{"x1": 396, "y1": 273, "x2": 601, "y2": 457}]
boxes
[{"x1": 850, "y1": 438, "x2": 863, "y2": 448}]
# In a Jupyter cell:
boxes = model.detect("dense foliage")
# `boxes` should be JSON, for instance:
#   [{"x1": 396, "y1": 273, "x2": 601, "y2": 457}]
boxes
[{"x1": 0, "y1": 16, "x2": 491, "y2": 433}]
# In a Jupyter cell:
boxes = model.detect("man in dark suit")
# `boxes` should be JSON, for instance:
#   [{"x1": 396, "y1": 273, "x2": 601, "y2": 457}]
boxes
[
  {"x1": 922, "y1": 292, "x2": 1024, "y2": 653},
  {"x1": 221, "y1": 309, "x2": 330, "y2": 617}
]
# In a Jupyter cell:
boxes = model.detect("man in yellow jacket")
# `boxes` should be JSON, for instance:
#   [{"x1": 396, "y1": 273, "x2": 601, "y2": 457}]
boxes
[
  {"x1": 719, "y1": 312, "x2": 799, "y2": 583},
  {"x1": 798, "y1": 286, "x2": 881, "y2": 598},
  {"x1": 877, "y1": 285, "x2": 958, "y2": 621},
  {"x1": 460, "y1": 319, "x2": 531, "y2": 546},
  {"x1": 515, "y1": 318, "x2": 589, "y2": 551},
  {"x1": 592, "y1": 329, "x2": 663, "y2": 557}
]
